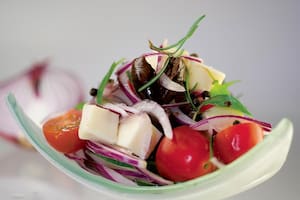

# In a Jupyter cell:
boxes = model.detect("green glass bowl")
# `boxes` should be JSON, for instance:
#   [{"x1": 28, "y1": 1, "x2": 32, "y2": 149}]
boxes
[{"x1": 6, "y1": 93, "x2": 293, "y2": 200}]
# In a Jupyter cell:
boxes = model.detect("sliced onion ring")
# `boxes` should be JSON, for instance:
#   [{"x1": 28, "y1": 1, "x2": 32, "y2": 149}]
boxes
[
  {"x1": 117, "y1": 68, "x2": 141, "y2": 104},
  {"x1": 0, "y1": 60, "x2": 84, "y2": 147},
  {"x1": 190, "y1": 115, "x2": 272, "y2": 133},
  {"x1": 100, "y1": 103, "x2": 129, "y2": 117},
  {"x1": 169, "y1": 107, "x2": 196, "y2": 125},
  {"x1": 116, "y1": 61, "x2": 133, "y2": 76},
  {"x1": 86, "y1": 141, "x2": 147, "y2": 169},
  {"x1": 84, "y1": 149, "x2": 173, "y2": 185},
  {"x1": 182, "y1": 55, "x2": 204, "y2": 63},
  {"x1": 133, "y1": 100, "x2": 173, "y2": 139},
  {"x1": 159, "y1": 73, "x2": 185, "y2": 92}
]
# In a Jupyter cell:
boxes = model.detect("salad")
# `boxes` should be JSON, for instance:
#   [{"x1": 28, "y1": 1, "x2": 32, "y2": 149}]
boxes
[{"x1": 42, "y1": 15, "x2": 272, "y2": 186}]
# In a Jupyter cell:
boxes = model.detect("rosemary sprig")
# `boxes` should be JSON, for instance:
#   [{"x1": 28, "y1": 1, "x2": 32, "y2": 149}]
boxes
[{"x1": 96, "y1": 58, "x2": 125, "y2": 104}]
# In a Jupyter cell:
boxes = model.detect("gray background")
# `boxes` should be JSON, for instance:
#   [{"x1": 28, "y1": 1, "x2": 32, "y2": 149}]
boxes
[{"x1": 0, "y1": 0, "x2": 299, "y2": 199}]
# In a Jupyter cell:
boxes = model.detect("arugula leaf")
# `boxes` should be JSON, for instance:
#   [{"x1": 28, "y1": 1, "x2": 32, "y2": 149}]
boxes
[
  {"x1": 200, "y1": 94, "x2": 252, "y2": 116},
  {"x1": 210, "y1": 80, "x2": 240, "y2": 97},
  {"x1": 96, "y1": 58, "x2": 125, "y2": 104}
]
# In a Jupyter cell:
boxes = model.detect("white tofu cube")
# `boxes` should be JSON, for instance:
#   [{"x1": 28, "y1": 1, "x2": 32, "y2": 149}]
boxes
[
  {"x1": 79, "y1": 104, "x2": 119, "y2": 144},
  {"x1": 145, "y1": 126, "x2": 162, "y2": 158},
  {"x1": 117, "y1": 113, "x2": 161, "y2": 159}
]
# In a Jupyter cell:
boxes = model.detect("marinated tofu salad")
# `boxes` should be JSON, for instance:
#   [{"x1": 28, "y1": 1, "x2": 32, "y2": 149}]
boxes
[{"x1": 42, "y1": 15, "x2": 272, "y2": 186}]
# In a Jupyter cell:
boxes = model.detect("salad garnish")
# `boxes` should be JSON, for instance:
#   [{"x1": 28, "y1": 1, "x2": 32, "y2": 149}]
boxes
[
  {"x1": 41, "y1": 15, "x2": 272, "y2": 186},
  {"x1": 139, "y1": 14, "x2": 206, "y2": 93},
  {"x1": 199, "y1": 94, "x2": 252, "y2": 116},
  {"x1": 96, "y1": 58, "x2": 125, "y2": 104},
  {"x1": 148, "y1": 15, "x2": 206, "y2": 55}
]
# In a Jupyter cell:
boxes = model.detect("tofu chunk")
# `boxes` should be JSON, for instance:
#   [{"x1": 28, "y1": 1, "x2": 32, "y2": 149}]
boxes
[
  {"x1": 79, "y1": 104, "x2": 119, "y2": 144},
  {"x1": 117, "y1": 113, "x2": 162, "y2": 159}
]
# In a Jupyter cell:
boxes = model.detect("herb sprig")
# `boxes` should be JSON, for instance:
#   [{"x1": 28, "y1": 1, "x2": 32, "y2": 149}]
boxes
[
  {"x1": 199, "y1": 94, "x2": 252, "y2": 116},
  {"x1": 210, "y1": 80, "x2": 240, "y2": 97},
  {"x1": 138, "y1": 15, "x2": 206, "y2": 92},
  {"x1": 148, "y1": 15, "x2": 206, "y2": 55},
  {"x1": 96, "y1": 58, "x2": 125, "y2": 104},
  {"x1": 184, "y1": 68, "x2": 198, "y2": 111}
]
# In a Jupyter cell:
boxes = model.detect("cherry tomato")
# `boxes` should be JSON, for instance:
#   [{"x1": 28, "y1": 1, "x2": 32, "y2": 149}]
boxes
[
  {"x1": 214, "y1": 122, "x2": 263, "y2": 164},
  {"x1": 199, "y1": 104, "x2": 214, "y2": 113},
  {"x1": 42, "y1": 109, "x2": 86, "y2": 154},
  {"x1": 155, "y1": 126, "x2": 215, "y2": 182}
]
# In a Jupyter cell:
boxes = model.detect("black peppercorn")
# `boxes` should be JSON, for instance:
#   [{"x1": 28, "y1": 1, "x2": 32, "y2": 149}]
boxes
[
  {"x1": 233, "y1": 120, "x2": 240, "y2": 125},
  {"x1": 190, "y1": 53, "x2": 199, "y2": 57},
  {"x1": 201, "y1": 91, "x2": 210, "y2": 99},
  {"x1": 89, "y1": 88, "x2": 98, "y2": 97}
]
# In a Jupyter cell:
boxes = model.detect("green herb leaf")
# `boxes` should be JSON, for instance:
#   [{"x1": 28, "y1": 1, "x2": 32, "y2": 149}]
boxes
[
  {"x1": 200, "y1": 95, "x2": 252, "y2": 116},
  {"x1": 184, "y1": 67, "x2": 197, "y2": 111},
  {"x1": 74, "y1": 102, "x2": 85, "y2": 110},
  {"x1": 136, "y1": 180, "x2": 156, "y2": 186},
  {"x1": 96, "y1": 58, "x2": 125, "y2": 104},
  {"x1": 90, "y1": 150, "x2": 134, "y2": 169},
  {"x1": 210, "y1": 80, "x2": 240, "y2": 97},
  {"x1": 139, "y1": 15, "x2": 206, "y2": 92},
  {"x1": 149, "y1": 15, "x2": 206, "y2": 56}
]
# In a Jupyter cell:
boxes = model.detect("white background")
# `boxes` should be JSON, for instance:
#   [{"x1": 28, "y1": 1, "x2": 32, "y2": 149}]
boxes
[{"x1": 0, "y1": 0, "x2": 299, "y2": 199}]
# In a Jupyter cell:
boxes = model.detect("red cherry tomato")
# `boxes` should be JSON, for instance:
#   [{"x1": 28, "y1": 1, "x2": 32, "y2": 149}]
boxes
[
  {"x1": 155, "y1": 126, "x2": 215, "y2": 182},
  {"x1": 42, "y1": 109, "x2": 86, "y2": 154},
  {"x1": 214, "y1": 122, "x2": 263, "y2": 164},
  {"x1": 199, "y1": 104, "x2": 214, "y2": 112}
]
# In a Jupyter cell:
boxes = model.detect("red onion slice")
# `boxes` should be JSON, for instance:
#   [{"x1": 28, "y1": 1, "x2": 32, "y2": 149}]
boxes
[
  {"x1": 115, "y1": 53, "x2": 163, "y2": 76},
  {"x1": 101, "y1": 103, "x2": 129, "y2": 117},
  {"x1": 117, "y1": 68, "x2": 141, "y2": 104},
  {"x1": 115, "y1": 103, "x2": 139, "y2": 114},
  {"x1": 161, "y1": 101, "x2": 190, "y2": 108},
  {"x1": 136, "y1": 168, "x2": 173, "y2": 185},
  {"x1": 68, "y1": 150, "x2": 138, "y2": 186},
  {"x1": 182, "y1": 55, "x2": 204, "y2": 63},
  {"x1": 133, "y1": 100, "x2": 173, "y2": 139},
  {"x1": 84, "y1": 149, "x2": 173, "y2": 185},
  {"x1": 102, "y1": 83, "x2": 133, "y2": 106},
  {"x1": 169, "y1": 107, "x2": 196, "y2": 125},
  {"x1": 116, "y1": 61, "x2": 133, "y2": 76},
  {"x1": 190, "y1": 115, "x2": 272, "y2": 133},
  {"x1": 159, "y1": 73, "x2": 185, "y2": 92},
  {"x1": 100, "y1": 165, "x2": 138, "y2": 186},
  {"x1": 86, "y1": 141, "x2": 147, "y2": 169},
  {"x1": 99, "y1": 102, "x2": 139, "y2": 118},
  {"x1": 0, "y1": 60, "x2": 84, "y2": 146}
]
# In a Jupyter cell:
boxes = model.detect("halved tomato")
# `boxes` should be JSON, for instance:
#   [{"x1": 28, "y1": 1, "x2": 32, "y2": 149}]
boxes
[{"x1": 42, "y1": 109, "x2": 85, "y2": 153}]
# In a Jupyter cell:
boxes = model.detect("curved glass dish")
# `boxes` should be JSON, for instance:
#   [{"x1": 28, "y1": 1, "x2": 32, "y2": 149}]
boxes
[{"x1": 6, "y1": 93, "x2": 293, "y2": 200}]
